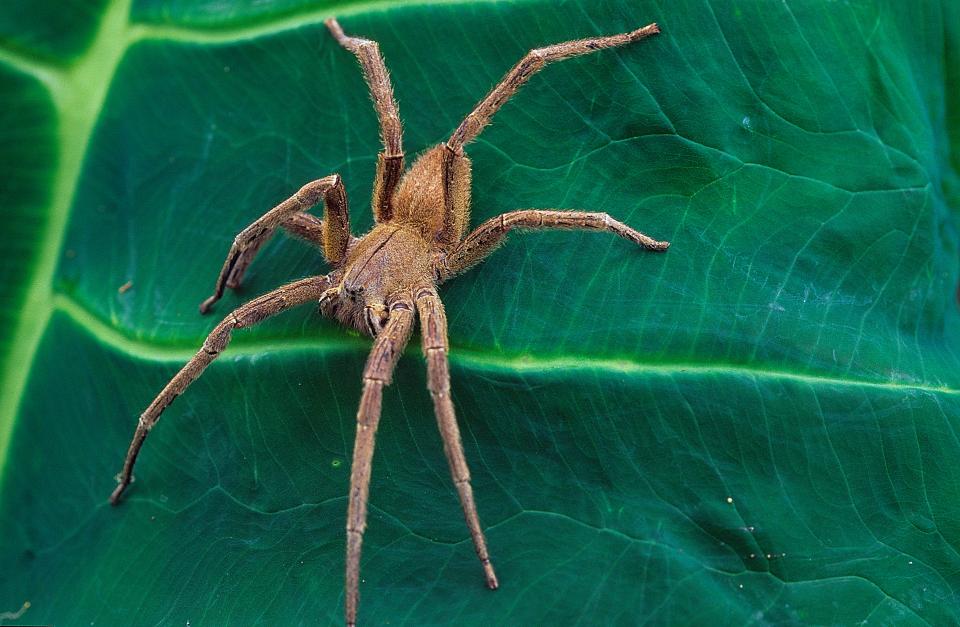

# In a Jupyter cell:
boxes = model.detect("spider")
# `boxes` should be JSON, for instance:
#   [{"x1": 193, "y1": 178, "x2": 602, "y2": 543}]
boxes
[{"x1": 109, "y1": 17, "x2": 667, "y2": 626}]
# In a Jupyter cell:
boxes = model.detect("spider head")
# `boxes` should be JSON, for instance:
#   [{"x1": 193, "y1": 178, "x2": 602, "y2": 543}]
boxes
[{"x1": 318, "y1": 284, "x2": 390, "y2": 337}]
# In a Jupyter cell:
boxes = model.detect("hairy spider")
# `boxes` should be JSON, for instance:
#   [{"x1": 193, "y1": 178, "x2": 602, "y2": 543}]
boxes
[{"x1": 109, "y1": 17, "x2": 667, "y2": 626}]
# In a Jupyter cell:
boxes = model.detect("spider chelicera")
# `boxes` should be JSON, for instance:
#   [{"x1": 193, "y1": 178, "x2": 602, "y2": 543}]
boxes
[{"x1": 109, "y1": 17, "x2": 667, "y2": 626}]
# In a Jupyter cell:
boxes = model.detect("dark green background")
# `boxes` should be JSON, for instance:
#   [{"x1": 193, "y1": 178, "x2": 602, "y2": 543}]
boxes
[{"x1": 1, "y1": 0, "x2": 958, "y2": 624}]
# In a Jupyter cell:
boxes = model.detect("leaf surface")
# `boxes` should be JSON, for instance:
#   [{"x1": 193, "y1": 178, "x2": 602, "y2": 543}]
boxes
[{"x1": 1, "y1": 1, "x2": 959, "y2": 625}]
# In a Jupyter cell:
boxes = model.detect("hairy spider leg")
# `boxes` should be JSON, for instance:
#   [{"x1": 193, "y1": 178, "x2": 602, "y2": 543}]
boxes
[
  {"x1": 446, "y1": 22, "x2": 660, "y2": 154},
  {"x1": 224, "y1": 213, "x2": 328, "y2": 292},
  {"x1": 443, "y1": 209, "x2": 669, "y2": 278},
  {"x1": 435, "y1": 22, "x2": 660, "y2": 246},
  {"x1": 415, "y1": 285, "x2": 498, "y2": 588},
  {"x1": 345, "y1": 299, "x2": 416, "y2": 627},
  {"x1": 109, "y1": 274, "x2": 332, "y2": 505},
  {"x1": 199, "y1": 174, "x2": 349, "y2": 314},
  {"x1": 327, "y1": 18, "x2": 405, "y2": 222}
]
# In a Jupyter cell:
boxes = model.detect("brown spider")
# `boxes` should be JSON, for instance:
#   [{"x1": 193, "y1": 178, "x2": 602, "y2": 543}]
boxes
[{"x1": 109, "y1": 17, "x2": 667, "y2": 626}]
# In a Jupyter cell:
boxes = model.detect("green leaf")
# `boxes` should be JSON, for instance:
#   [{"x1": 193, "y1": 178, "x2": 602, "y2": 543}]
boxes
[
  {"x1": 0, "y1": 0, "x2": 109, "y2": 61},
  {"x1": 2, "y1": 1, "x2": 959, "y2": 625},
  {"x1": 0, "y1": 64, "x2": 56, "y2": 382}
]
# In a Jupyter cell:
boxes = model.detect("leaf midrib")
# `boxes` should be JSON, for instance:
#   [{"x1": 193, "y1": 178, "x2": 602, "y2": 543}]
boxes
[
  {"x1": 53, "y1": 292, "x2": 959, "y2": 396},
  {"x1": 0, "y1": 0, "x2": 492, "y2": 78}
]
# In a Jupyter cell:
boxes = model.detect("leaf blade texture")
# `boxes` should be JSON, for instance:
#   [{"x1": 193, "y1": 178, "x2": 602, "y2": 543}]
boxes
[{"x1": 1, "y1": 1, "x2": 958, "y2": 624}]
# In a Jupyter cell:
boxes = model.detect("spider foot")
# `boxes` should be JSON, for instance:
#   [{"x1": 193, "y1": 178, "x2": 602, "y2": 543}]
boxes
[
  {"x1": 110, "y1": 472, "x2": 135, "y2": 505},
  {"x1": 109, "y1": 482, "x2": 127, "y2": 505},
  {"x1": 484, "y1": 560, "x2": 499, "y2": 590},
  {"x1": 643, "y1": 238, "x2": 670, "y2": 251},
  {"x1": 630, "y1": 22, "x2": 660, "y2": 40},
  {"x1": 199, "y1": 294, "x2": 219, "y2": 315}
]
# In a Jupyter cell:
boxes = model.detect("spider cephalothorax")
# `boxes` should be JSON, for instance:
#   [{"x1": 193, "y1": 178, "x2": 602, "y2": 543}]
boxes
[{"x1": 109, "y1": 17, "x2": 666, "y2": 626}]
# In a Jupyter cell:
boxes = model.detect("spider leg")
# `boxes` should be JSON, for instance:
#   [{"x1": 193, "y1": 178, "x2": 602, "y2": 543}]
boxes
[
  {"x1": 414, "y1": 285, "x2": 499, "y2": 589},
  {"x1": 224, "y1": 213, "x2": 333, "y2": 292},
  {"x1": 326, "y1": 18, "x2": 404, "y2": 222},
  {"x1": 435, "y1": 23, "x2": 659, "y2": 246},
  {"x1": 345, "y1": 299, "x2": 415, "y2": 627},
  {"x1": 109, "y1": 274, "x2": 331, "y2": 505},
  {"x1": 200, "y1": 174, "x2": 349, "y2": 313},
  {"x1": 446, "y1": 22, "x2": 659, "y2": 154},
  {"x1": 278, "y1": 212, "x2": 326, "y2": 247},
  {"x1": 441, "y1": 209, "x2": 669, "y2": 279}
]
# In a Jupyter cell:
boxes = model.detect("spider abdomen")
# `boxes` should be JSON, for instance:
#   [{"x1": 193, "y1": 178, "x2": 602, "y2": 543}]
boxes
[{"x1": 392, "y1": 145, "x2": 472, "y2": 244}]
